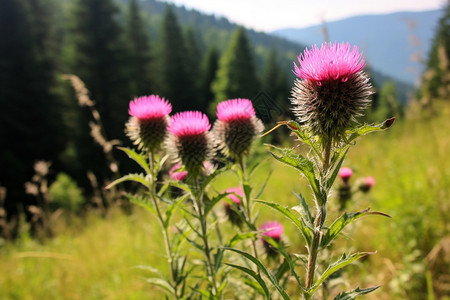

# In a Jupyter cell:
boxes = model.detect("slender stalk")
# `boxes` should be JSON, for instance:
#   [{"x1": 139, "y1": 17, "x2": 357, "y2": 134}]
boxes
[
  {"x1": 238, "y1": 156, "x2": 259, "y2": 261},
  {"x1": 148, "y1": 152, "x2": 179, "y2": 299},
  {"x1": 305, "y1": 139, "x2": 332, "y2": 290},
  {"x1": 191, "y1": 178, "x2": 218, "y2": 296}
]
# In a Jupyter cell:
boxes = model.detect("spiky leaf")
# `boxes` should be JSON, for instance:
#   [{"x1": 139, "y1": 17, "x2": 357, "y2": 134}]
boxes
[
  {"x1": 225, "y1": 263, "x2": 271, "y2": 299},
  {"x1": 334, "y1": 286, "x2": 381, "y2": 299},
  {"x1": 117, "y1": 147, "x2": 151, "y2": 174}
]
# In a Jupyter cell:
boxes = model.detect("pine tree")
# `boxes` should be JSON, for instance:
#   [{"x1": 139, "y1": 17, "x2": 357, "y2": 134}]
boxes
[
  {"x1": 184, "y1": 27, "x2": 202, "y2": 109},
  {"x1": 126, "y1": 0, "x2": 153, "y2": 97},
  {"x1": 68, "y1": 0, "x2": 130, "y2": 139},
  {"x1": 211, "y1": 27, "x2": 260, "y2": 113},
  {"x1": 200, "y1": 46, "x2": 220, "y2": 115},
  {"x1": 155, "y1": 6, "x2": 194, "y2": 112},
  {"x1": 0, "y1": 0, "x2": 64, "y2": 219}
]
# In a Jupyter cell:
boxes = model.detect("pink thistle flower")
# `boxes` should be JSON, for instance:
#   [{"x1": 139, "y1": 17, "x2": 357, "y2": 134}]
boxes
[
  {"x1": 126, "y1": 95, "x2": 172, "y2": 151},
  {"x1": 260, "y1": 221, "x2": 284, "y2": 241},
  {"x1": 339, "y1": 167, "x2": 353, "y2": 183},
  {"x1": 216, "y1": 98, "x2": 255, "y2": 122},
  {"x1": 167, "y1": 111, "x2": 211, "y2": 137},
  {"x1": 212, "y1": 99, "x2": 264, "y2": 159},
  {"x1": 291, "y1": 41, "x2": 373, "y2": 144},
  {"x1": 358, "y1": 176, "x2": 376, "y2": 193},
  {"x1": 166, "y1": 111, "x2": 213, "y2": 176},
  {"x1": 169, "y1": 163, "x2": 188, "y2": 181},
  {"x1": 225, "y1": 187, "x2": 244, "y2": 205},
  {"x1": 128, "y1": 95, "x2": 172, "y2": 120},
  {"x1": 294, "y1": 42, "x2": 365, "y2": 84}
]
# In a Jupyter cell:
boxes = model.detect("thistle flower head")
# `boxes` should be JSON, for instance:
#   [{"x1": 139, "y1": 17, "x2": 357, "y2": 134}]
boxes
[
  {"x1": 126, "y1": 95, "x2": 172, "y2": 151},
  {"x1": 291, "y1": 42, "x2": 373, "y2": 144},
  {"x1": 169, "y1": 163, "x2": 188, "y2": 181},
  {"x1": 225, "y1": 187, "x2": 244, "y2": 205},
  {"x1": 339, "y1": 167, "x2": 353, "y2": 183},
  {"x1": 216, "y1": 98, "x2": 255, "y2": 122},
  {"x1": 260, "y1": 221, "x2": 284, "y2": 241},
  {"x1": 129, "y1": 95, "x2": 172, "y2": 120},
  {"x1": 166, "y1": 111, "x2": 213, "y2": 176},
  {"x1": 359, "y1": 176, "x2": 376, "y2": 193},
  {"x1": 213, "y1": 99, "x2": 264, "y2": 159},
  {"x1": 294, "y1": 42, "x2": 365, "y2": 84}
]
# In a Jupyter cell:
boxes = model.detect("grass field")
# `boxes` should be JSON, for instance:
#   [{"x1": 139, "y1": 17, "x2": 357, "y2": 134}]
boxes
[{"x1": 1, "y1": 101, "x2": 449, "y2": 299}]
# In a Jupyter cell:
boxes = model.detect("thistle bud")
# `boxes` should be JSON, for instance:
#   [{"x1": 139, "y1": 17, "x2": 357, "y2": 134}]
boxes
[
  {"x1": 126, "y1": 95, "x2": 172, "y2": 151},
  {"x1": 223, "y1": 187, "x2": 244, "y2": 227},
  {"x1": 359, "y1": 176, "x2": 376, "y2": 193}
]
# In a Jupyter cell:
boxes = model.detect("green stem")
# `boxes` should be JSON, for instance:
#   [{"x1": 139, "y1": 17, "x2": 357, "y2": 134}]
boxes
[
  {"x1": 305, "y1": 139, "x2": 332, "y2": 290},
  {"x1": 191, "y1": 178, "x2": 218, "y2": 296},
  {"x1": 149, "y1": 152, "x2": 179, "y2": 299},
  {"x1": 238, "y1": 156, "x2": 259, "y2": 261}
]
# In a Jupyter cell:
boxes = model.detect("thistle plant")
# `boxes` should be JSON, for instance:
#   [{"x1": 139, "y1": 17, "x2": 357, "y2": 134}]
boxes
[{"x1": 226, "y1": 42, "x2": 394, "y2": 299}]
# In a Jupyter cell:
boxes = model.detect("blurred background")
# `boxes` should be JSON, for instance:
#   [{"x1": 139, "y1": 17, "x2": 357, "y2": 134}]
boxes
[{"x1": 0, "y1": 0, "x2": 449, "y2": 299}]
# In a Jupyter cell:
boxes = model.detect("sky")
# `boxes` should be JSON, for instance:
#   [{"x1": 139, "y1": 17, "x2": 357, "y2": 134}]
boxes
[{"x1": 159, "y1": 0, "x2": 445, "y2": 32}]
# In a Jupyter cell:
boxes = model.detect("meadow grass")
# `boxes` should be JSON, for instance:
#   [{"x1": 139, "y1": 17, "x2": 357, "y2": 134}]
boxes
[{"x1": 0, "y1": 102, "x2": 449, "y2": 299}]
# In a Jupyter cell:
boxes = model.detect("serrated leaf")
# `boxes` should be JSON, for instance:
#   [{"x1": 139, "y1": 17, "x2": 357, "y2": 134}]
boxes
[
  {"x1": 267, "y1": 145, "x2": 323, "y2": 204},
  {"x1": 321, "y1": 208, "x2": 391, "y2": 248},
  {"x1": 145, "y1": 277, "x2": 175, "y2": 295},
  {"x1": 223, "y1": 247, "x2": 290, "y2": 300},
  {"x1": 334, "y1": 286, "x2": 381, "y2": 299},
  {"x1": 346, "y1": 118, "x2": 395, "y2": 144},
  {"x1": 308, "y1": 252, "x2": 374, "y2": 295},
  {"x1": 105, "y1": 173, "x2": 150, "y2": 189},
  {"x1": 125, "y1": 193, "x2": 155, "y2": 215},
  {"x1": 256, "y1": 200, "x2": 312, "y2": 245},
  {"x1": 225, "y1": 263, "x2": 271, "y2": 299},
  {"x1": 117, "y1": 147, "x2": 151, "y2": 175},
  {"x1": 279, "y1": 120, "x2": 320, "y2": 156}
]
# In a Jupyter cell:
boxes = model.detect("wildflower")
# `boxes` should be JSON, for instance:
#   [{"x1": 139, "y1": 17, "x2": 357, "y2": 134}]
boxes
[
  {"x1": 169, "y1": 163, "x2": 188, "y2": 181},
  {"x1": 260, "y1": 221, "x2": 284, "y2": 257},
  {"x1": 126, "y1": 95, "x2": 172, "y2": 151},
  {"x1": 359, "y1": 176, "x2": 376, "y2": 193},
  {"x1": 212, "y1": 99, "x2": 264, "y2": 159},
  {"x1": 166, "y1": 111, "x2": 213, "y2": 176},
  {"x1": 291, "y1": 42, "x2": 373, "y2": 144},
  {"x1": 224, "y1": 187, "x2": 244, "y2": 227},
  {"x1": 339, "y1": 167, "x2": 353, "y2": 183}
]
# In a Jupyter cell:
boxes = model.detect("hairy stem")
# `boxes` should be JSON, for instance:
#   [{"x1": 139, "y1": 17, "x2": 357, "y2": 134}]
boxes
[{"x1": 149, "y1": 152, "x2": 179, "y2": 299}]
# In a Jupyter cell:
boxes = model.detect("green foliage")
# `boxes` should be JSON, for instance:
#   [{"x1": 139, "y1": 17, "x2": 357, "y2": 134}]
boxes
[
  {"x1": 49, "y1": 173, "x2": 85, "y2": 212},
  {"x1": 211, "y1": 27, "x2": 260, "y2": 113},
  {"x1": 373, "y1": 81, "x2": 403, "y2": 120}
]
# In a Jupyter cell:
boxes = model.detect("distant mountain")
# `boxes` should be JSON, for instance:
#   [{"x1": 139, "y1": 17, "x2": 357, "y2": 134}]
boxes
[{"x1": 273, "y1": 9, "x2": 444, "y2": 85}]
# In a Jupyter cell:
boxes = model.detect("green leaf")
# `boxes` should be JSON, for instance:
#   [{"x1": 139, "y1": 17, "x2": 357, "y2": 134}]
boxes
[
  {"x1": 145, "y1": 277, "x2": 175, "y2": 295},
  {"x1": 164, "y1": 194, "x2": 190, "y2": 228},
  {"x1": 291, "y1": 191, "x2": 314, "y2": 227},
  {"x1": 117, "y1": 147, "x2": 151, "y2": 175},
  {"x1": 125, "y1": 193, "x2": 155, "y2": 215},
  {"x1": 309, "y1": 252, "x2": 375, "y2": 295},
  {"x1": 243, "y1": 277, "x2": 269, "y2": 298},
  {"x1": 225, "y1": 263, "x2": 271, "y2": 299},
  {"x1": 227, "y1": 232, "x2": 258, "y2": 247},
  {"x1": 105, "y1": 173, "x2": 150, "y2": 189},
  {"x1": 281, "y1": 120, "x2": 320, "y2": 156},
  {"x1": 346, "y1": 118, "x2": 395, "y2": 144},
  {"x1": 334, "y1": 286, "x2": 381, "y2": 299},
  {"x1": 321, "y1": 208, "x2": 391, "y2": 248},
  {"x1": 267, "y1": 145, "x2": 323, "y2": 204},
  {"x1": 223, "y1": 247, "x2": 290, "y2": 300},
  {"x1": 326, "y1": 148, "x2": 349, "y2": 191},
  {"x1": 205, "y1": 193, "x2": 228, "y2": 216},
  {"x1": 254, "y1": 169, "x2": 273, "y2": 199},
  {"x1": 256, "y1": 200, "x2": 312, "y2": 245}
]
